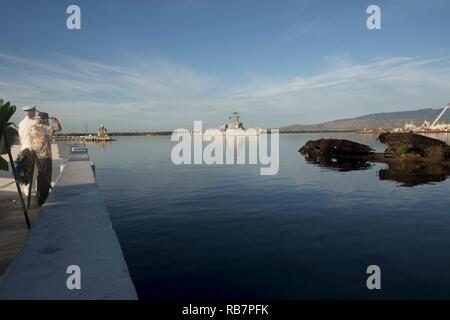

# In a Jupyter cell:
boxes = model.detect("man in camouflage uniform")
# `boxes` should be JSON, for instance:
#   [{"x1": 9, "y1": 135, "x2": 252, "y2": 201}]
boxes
[{"x1": 29, "y1": 112, "x2": 62, "y2": 205}]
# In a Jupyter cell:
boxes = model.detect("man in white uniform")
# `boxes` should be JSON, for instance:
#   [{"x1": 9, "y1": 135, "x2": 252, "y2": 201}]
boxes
[
  {"x1": 18, "y1": 105, "x2": 36, "y2": 151},
  {"x1": 18, "y1": 105, "x2": 36, "y2": 196}
]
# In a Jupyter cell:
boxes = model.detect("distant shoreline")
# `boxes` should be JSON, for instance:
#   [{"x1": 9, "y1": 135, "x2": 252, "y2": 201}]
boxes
[
  {"x1": 57, "y1": 129, "x2": 363, "y2": 137},
  {"x1": 56, "y1": 131, "x2": 173, "y2": 137},
  {"x1": 278, "y1": 130, "x2": 361, "y2": 134}
]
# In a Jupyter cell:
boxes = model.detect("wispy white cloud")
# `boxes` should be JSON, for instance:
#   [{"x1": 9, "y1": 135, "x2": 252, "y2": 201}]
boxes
[
  {"x1": 222, "y1": 54, "x2": 450, "y2": 125},
  {"x1": 1, "y1": 52, "x2": 450, "y2": 130},
  {"x1": 0, "y1": 52, "x2": 222, "y2": 130},
  {"x1": 1, "y1": 53, "x2": 214, "y2": 100},
  {"x1": 228, "y1": 56, "x2": 447, "y2": 99}
]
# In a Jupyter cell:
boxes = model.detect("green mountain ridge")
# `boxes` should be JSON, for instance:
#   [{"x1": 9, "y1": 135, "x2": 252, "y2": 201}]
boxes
[{"x1": 280, "y1": 108, "x2": 450, "y2": 132}]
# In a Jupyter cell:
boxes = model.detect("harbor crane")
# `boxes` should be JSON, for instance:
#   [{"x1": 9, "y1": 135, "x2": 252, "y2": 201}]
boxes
[
  {"x1": 430, "y1": 104, "x2": 449, "y2": 127},
  {"x1": 416, "y1": 102, "x2": 450, "y2": 132}
]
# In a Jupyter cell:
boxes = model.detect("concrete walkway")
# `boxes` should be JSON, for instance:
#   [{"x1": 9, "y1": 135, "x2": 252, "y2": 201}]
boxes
[{"x1": 0, "y1": 148, "x2": 137, "y2": 300}]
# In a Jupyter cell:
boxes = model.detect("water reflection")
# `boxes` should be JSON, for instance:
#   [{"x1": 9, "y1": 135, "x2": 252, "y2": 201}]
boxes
[
  {"x1": 88, "y1": 134, "x2": 450, "y2": 299},
  {"x1": 303, "y1": 155, "x2": 373, "y2": 172},
  {"x1": 378, "y1": 161, "x2": 450, "y2": 187},
  {"x1": 302, "y1": 154, "x2": 450, "y2": 187},
  {"x1": 85, "y1": 141, "x2": 111, "y2": 152}
]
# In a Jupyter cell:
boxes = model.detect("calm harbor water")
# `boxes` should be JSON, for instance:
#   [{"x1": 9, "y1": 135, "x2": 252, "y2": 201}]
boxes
[{"x1": 88, "y1": 133, "x2": 450, "y2": 299}]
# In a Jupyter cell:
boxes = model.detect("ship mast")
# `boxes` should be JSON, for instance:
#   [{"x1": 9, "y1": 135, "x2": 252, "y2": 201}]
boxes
[{"x1": 229, "y1": 112, "x2": 240, "y2": 129}]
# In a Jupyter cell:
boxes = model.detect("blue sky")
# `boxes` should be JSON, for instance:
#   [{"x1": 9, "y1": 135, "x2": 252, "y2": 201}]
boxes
[{"x1": 1, "y1": 0, "x2": 450, "y2": 131}]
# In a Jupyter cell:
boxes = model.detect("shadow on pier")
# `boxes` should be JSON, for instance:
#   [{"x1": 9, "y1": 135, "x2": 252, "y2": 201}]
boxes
[{"x1": 0, "y1": 149, "x2": 137, "y2": 300}]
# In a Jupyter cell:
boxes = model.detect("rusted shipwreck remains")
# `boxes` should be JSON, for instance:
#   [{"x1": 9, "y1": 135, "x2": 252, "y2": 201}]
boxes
[
  {"x1": 378, "y1": 132, "x2": 450, "y2": 161},
  {"x1": 299, "y1": 139, "x2": 374, "y2": 159},
  {"x1": 299, "y1": 133, "x2": 450, "y2": 186},
  {"x1": 299, "y1": 139, "x2": 375, "y2": 172},
  {"x1": 299, "y1": 132, "x2": 450, "y2": 163}
]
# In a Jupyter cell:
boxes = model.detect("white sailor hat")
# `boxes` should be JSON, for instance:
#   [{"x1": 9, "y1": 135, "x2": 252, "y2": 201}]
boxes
[{"x1": 21, "y1": 105, "x2": 36, "y2": 111}]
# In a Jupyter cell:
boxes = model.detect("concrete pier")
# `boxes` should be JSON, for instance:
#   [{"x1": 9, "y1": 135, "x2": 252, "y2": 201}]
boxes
[{"x1": 0, "y1": 148, "x2": 137, "y2": 300}]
